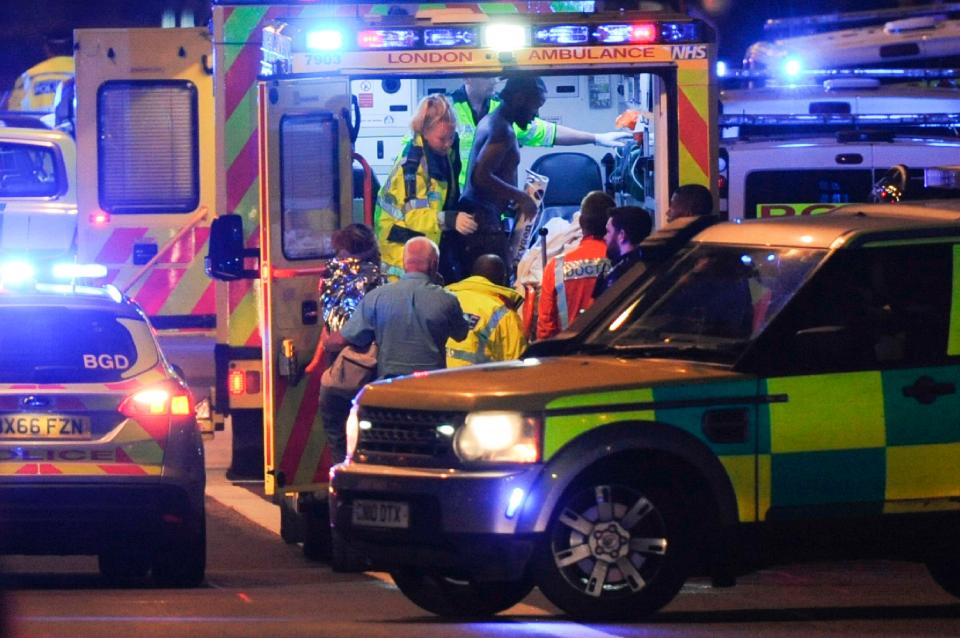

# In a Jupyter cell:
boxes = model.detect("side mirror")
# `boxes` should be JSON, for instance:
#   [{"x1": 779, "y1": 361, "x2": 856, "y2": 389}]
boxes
[{"x1": 205, "y1": 214, "x2": 259, "y2": 280}]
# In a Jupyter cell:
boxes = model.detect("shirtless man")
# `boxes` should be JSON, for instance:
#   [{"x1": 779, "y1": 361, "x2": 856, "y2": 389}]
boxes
[{"x1": 455, "y1": 76, "x2": 547, "y2": 275}]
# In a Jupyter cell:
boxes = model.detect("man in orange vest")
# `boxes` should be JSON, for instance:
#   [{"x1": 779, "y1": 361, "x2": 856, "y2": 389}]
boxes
[{"x1": 536, "y1": 191, "x2": 614, "y2": 340}]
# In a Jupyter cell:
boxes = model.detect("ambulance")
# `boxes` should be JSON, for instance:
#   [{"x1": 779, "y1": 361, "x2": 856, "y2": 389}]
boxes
[{"x1": 206, "y1": 0, "x2": 718, "y2": 557}]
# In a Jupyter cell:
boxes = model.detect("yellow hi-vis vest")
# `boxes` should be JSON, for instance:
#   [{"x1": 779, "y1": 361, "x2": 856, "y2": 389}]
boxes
[
  {"x1": 374, "y1": 134, "x2": 460, "y2": 280},
  {"x1": 445, "y1": 276, "x2": 527, "y2": 368},
  {"x1": 6, "y1": 56, "x2": 74, "y2": 113},
  {"x1": 450, "y1": 92, "x2": 558, "y2": 191}
]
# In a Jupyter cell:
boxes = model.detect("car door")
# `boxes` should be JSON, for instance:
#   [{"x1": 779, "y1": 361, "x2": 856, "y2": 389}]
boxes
[{"x1": 747, "y1": 241, "x2": 960, "y2": 519}]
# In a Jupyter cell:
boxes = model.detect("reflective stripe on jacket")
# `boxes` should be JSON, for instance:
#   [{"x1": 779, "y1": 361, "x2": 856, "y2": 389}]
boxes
[
  {"x1": 6, "y1": 56, "x2": 74, "y2": 113},
  {"x1": 374, "y1": 134, "x2": 460, "y2": 280},
  {"x1": 537, "y1": 237, "x2": 609, "y2": 340},
  {"x1": 445, "y1": 276, "x2": 526, "y2": 367}
]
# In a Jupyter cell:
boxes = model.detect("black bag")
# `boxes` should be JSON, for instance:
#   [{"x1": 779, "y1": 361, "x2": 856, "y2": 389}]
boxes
[{"x1": 321, "y1": 342, "x2": 378, "y2": 395}]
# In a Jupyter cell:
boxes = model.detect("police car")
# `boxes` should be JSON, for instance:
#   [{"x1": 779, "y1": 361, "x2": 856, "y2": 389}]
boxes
[
  {"x1": 331, "y1": 201, "x2": 960, "y2": 620},
  {"x1": 0, "y1": 267, "x2": 205, "y2": 586}
]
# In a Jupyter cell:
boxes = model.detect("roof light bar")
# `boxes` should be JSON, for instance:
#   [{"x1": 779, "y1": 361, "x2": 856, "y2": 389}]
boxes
[
  {"x1": 483, "y1": 23, "x2": 529, "y2": 52},
  {"x1": 0, "y1": 261, "x2": 35, "y2": 285},
  {"x1": 306, "y1": 29, "x2": 343, "y2": 51},
  {"x1": 52, "y1": 263, "x2": 108, "y2": 280},
  {"x1": 423, "y1": 27, "x2": 478, "y2": 48},
  {"x1": 595, "y1": 23, "x2": 658, "y2": 45},
  {"x1": 534, "y1": 25, "x2": 589, "y2": 46},
  {"x1": 357, "y1": 29, "x2": 417, "y2": 49},
  {"x1": 660, "y1": 22, "x2": 700, "y2": 43}
]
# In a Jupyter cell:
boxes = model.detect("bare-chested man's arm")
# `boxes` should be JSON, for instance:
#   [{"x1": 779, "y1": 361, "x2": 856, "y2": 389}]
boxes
[{"x1": 469, "y1": 111, "x2": 537, "y2": 219}]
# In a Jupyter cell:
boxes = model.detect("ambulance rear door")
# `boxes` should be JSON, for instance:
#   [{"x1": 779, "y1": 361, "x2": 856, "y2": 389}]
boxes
[
  {"x1": 258, "y1": 76, "x2": 353, "y2": 496},
  {"x1": 74, "y1": 27, "x2": 215, "y2": 333}
]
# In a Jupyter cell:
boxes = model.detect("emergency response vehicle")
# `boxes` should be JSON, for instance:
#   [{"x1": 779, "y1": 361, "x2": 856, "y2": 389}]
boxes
[
  {"x1": 330, "y1": 197, "x2": 960, "y2": 619},
  {"x1": 206, "y1": 0, "x2": 718, "y2": 556},
  {"x1": 0, "y1": 122, "x2": 77, "y2": 270},
  {"x1": 718, "y1": 82, "x2": 960, "y2": 220},
  {"x1": 0, "y1": 273, "x2": 206, "y2": 586}
]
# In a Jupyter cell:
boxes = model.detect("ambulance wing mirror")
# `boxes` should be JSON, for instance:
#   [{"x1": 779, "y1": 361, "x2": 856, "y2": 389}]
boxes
[{"x1": 205, "y1": 214, "x2": 260, "y2": 281}]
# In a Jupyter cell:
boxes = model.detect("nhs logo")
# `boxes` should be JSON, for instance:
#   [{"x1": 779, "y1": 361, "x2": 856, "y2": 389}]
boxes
[{"x1": 671, "y1": 45, "x2": 707, "y2": 60}]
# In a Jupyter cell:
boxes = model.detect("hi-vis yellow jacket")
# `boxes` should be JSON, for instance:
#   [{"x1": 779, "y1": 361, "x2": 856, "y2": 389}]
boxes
[
  {"x1": 6, "y1": 56, "x2": 74, "y2": 113},
  {"x1": 375, "y1": 133, "x2": 461, "y2": 280},
  {"x1": 445, "y1": 276, "x2": 527, "y2": 368}
]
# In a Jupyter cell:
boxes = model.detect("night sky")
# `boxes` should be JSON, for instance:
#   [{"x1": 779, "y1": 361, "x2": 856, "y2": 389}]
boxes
[{"x1": 0, "y1": 1, "x2": 921, "y2": 94}]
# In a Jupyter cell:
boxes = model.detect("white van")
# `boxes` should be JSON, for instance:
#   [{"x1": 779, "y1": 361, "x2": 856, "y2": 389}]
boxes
[
  {"x1": 0, "y1": 124, "x2": 77, "y2": 265},
  {"x1": 719, "y1": 82, "x2": 960, "y2": 220}
]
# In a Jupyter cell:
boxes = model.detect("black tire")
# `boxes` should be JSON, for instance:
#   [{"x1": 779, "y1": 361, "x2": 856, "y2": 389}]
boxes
[
  {"x1": 280, "y1": 499, "x2": 304, "y2": 544},
  {"x1": 302, "y1": 505, "x2": 332, "y2": 562},
  {"x1": 98, "y1": 547, "x2": 150, "y2": 585},
  {"x1": 331, "y1": 529, "x2": 369, "y2": 573},
  {"x1": 927, "y1": 558, "x2": 960, "y2": 598},
  {"x1": 391, "y1": 567, "x2": 533, "y2": 618},
  {"x1": 153, "y1": 521, "x2": 206, "y2": 588},
  {"x1": 534, "y1": 473, "x2": 692, "y2": 621}
]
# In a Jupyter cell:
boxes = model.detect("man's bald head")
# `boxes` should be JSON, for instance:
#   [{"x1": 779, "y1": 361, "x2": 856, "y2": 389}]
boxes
[
  {"x1": 471, "y1": 254, "x2": 507, "y2": 286},
  {"x1": 403, "y1": 237, "x2": 439, "y2": 275}
]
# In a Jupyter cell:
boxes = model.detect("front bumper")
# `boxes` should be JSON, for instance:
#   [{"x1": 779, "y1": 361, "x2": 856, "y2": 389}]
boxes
[{"x1": 330, "y1": 462, "x2": 544, "y2": 580}]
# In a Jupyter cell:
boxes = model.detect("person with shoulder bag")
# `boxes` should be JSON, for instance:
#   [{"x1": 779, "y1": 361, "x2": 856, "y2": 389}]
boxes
[{"x1": 313, "y1": 224, "x2": 384, "y2": 465}]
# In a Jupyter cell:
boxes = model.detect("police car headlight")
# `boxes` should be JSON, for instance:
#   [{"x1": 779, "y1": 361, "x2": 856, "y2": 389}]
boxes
[{"x1": 454, "y1": 412, "x2": 541, "y2": 463}]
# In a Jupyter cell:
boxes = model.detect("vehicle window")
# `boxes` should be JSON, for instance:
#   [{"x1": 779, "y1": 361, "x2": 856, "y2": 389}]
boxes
[
  {"x1": 590, "y1": 244, "x2": 824, "y2": 363},
  {"x1": 0, "y1": 309, "x2": 156, "y2": 383},
  {"x1": 745, "y1": 169, "x2": 873, "y2": 219},
  {"x1": 876, "y1": 167, "x2": 960, "y2": 202},
  {"x1": 750, "y1": 245, "x2": 955, "y2": 374},
  {"x1": 280, "y1": 113, "x2": 340, "y2": 260},
  {"x1": 0, "y1": 141, "x2": 62, "y2": 198},
  {"x1": 97, "y1": 80, "x2": 199, "y2": 214}
]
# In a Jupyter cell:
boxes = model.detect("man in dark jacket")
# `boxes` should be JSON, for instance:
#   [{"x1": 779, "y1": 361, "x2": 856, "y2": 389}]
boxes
[{"x1": 593, "y1": 206, "x2": 652, "y2": 298}]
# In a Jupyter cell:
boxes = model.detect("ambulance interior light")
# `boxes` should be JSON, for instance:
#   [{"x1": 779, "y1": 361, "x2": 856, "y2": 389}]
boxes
[
  {"x1": 423, "y1": 27, "x2": 477, "y2": 48},
  {"x1": 595, "y1": 23, "x2": 658, "y2": 45},
  {"x1": 358, "y1": 29, "x2": 417, "y2": 49},
  {"x1": 306, "y1": 29, "x2": 344, "y2": 51},
  {"x1": 483, "y1": 23, "x2": 529, "y2": 52},
  {"x1": 533, "y1": 25, "x2": 589, "y2": 46}
]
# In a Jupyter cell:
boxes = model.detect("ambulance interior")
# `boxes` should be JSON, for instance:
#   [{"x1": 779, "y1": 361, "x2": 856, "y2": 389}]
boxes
[{"x1": 348, "y1": 71, "x2": 666, "y2": 228}]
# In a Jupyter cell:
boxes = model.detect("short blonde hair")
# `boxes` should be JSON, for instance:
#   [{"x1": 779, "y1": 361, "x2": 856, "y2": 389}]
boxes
[{"x1": 409, "y1": 94, "x2": 456, "y2": 136}]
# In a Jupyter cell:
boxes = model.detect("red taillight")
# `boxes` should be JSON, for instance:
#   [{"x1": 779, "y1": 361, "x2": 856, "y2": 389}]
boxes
[
  {"x1": 228, "y1": 369, "x2": 245, "y2": 396},
  {"x1": 119, "y1": 381, "x2": 194, "y2": 418},
  {"x1": 89, "y1": 211, "x2": 110, "y2": 225}
]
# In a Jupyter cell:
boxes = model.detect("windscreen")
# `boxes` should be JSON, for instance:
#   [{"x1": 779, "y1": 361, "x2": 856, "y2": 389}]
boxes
[
  {"x1": 0, "y1": 141, "x2": 63, "y2": 198},
  {"x1": 0, "y1": 309, "x2": 156, "y2": 383},
  {"x1": 588, "y1": 244, "x2": 825, "y2": 363}
]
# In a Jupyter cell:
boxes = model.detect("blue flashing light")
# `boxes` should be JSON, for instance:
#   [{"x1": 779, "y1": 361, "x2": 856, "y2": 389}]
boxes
[
  {"x1": 423, "y1": 27, "x2": 477, "y2": 48},
  {"x1": 716, "y1": 60, "x2": 728, "y2": 77},
  {"x1": 52, "y1": 263, "x2": 108, "y2": 280},
  {"x1": 766, "y1": 254, "x2": 777, "y2": 262},
  {"x1": 0, "y1": 261, "x2": 36, "y2": 285},
  {"x1": 306, "y1": 29, "x2": 343, "y2": 51},
  {"x1": 661, "y1": 22, "x2": 700, "y2": 43},
  {"x1": 506, "y1": 488, "x2": 525, "y2": 518},
  {"x1": 595, "y1": 23, "x2": 657, "y2": 45},
  {"x1": 358, "y1": 29, "x2": 417, "y2": 49},
  {"x1": 783, "y1": 57, "x2": 803, "y2": 78},
  {"x1": 740, "y1": 255, "x2": 753, "y2": 265},
  {"x1": 534, "y1": 25, "x2": 589, "y2": 45}
]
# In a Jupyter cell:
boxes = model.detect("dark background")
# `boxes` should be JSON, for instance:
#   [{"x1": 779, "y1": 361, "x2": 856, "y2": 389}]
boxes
[{"x1": 0, "y1": 1, "x2": 926, "y2": 94}]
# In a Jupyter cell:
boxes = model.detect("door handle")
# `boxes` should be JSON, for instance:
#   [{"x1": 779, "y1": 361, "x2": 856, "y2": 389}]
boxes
[
  {"x1": 702, "y1": 408, "x2": 749, "y2": 444},
  {"x1": 902, "y1": 376, "x2": 956, "y2": 405}
]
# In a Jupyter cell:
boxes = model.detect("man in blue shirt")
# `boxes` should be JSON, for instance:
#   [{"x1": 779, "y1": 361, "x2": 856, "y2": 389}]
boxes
[{"x1": 333, "y1": 237, "x2": 469, "y2": 378}]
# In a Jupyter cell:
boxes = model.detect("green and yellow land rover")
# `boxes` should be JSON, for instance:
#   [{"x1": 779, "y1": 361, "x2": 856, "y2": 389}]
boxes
[{"x1": 330, "y1": 201, "x2": 960, "y2": 620}]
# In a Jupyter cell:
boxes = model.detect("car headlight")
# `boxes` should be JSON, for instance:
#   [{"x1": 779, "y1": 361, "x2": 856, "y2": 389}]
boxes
[
  {"x1": 345, "y1": 404, "x2": 363, "y2": 460},
  {"x1": 453, "y1": 411, "x2": 541, "y2": 463}
]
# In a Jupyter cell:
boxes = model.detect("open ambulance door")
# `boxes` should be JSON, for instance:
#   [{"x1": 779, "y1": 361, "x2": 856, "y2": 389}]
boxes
[{"x1": 258, "y1": 77, "x2": 354, "y2": 497}]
